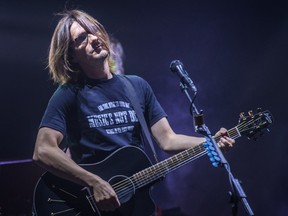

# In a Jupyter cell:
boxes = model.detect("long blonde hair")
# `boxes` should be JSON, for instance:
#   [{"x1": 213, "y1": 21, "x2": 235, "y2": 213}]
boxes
[{"x1": 48, "y1": 10, "x2": 113, "y2": 84}]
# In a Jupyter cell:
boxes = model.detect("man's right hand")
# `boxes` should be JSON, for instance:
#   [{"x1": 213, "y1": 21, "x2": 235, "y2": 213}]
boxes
[{"x1": 92, "y1": 177, "x2": 121, "y2": 212}]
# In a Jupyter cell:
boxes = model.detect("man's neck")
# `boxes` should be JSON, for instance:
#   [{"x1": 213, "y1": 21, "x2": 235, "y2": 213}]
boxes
[{"x1": 83, "y1": 60, "x2": 112, "y2": 80}]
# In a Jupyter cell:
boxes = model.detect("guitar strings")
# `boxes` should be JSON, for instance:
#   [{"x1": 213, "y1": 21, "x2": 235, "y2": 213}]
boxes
[
  {"x1": 111, "y1": 143, "x2": 207, "y2": 191},
  {"x1": 85, "y1": 144, "x2": 207, "y2": 202},
  {"x1": 86, "y1": 116, "x2": 262, "y2": 203},
  {"x1": 87, "y1": 146, "x2": 207, "y2": 203},
  {"x1": 87, "y1": 116, "x2": 259, "y2": 202},
  {"x1": 119, "y1": 116, "x2": 261, "y2": 198},
  {"x1": 87, "y1": 116, "x2": 258, "y2": 202}
]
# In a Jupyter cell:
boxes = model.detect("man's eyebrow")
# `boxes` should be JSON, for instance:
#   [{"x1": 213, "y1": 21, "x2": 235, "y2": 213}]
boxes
[{"x1": 73, "y1": 31, "x2": 87, "y2": 39}]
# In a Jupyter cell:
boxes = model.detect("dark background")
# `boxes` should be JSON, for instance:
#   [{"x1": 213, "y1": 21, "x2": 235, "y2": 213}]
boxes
[{"x1": 0, "y1": 0, "x2": 287, "y2": 215}]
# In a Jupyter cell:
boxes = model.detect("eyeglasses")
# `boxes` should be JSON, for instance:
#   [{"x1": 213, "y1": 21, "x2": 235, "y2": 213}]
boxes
[
  {"x1": 73, "y1": 32, "x2": 89, "y2": 47},
  {"x1": 72, "y1": 31, "x2": 104, "y2": 49}
]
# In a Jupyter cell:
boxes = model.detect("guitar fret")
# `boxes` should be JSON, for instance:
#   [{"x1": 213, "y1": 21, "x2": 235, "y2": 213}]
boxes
[{"x1": 166, "y1": 157, "x2": 174, "y2": 168}]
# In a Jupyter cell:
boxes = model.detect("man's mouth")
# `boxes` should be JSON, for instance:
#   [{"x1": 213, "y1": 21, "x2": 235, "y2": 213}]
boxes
[{"x1": 92, "y1": 45, "x2": 102, "y2": 54}]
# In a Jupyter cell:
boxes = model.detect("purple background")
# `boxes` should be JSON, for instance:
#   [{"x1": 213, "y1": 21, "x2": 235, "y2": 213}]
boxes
[{"x1": 1, "y1": 0, "x2": 287, "y2": 215}]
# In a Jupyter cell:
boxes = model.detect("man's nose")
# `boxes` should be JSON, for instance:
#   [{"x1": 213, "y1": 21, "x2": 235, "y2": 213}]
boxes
[{"x1": 88, "y1": 34, "x2": 99, "y2": 44}]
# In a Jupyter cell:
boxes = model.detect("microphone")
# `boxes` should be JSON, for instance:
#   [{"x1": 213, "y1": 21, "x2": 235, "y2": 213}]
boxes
[{"x1": 170, "y1": 60, "x2": 197, "y2": 92}]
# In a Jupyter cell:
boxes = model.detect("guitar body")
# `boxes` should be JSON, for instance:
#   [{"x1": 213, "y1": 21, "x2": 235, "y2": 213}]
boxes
[{"x1": 33, "y1": 146, "x2": 156, "y2": 216}]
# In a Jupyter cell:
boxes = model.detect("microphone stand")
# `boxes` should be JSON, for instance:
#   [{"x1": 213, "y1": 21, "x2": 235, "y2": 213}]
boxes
[{"x1": 179, "y1": 81, "x2": 254, "y2": 216}]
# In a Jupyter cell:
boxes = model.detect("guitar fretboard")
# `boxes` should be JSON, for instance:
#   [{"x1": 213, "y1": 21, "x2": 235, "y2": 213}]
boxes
[{"x1": 132, "y1": 126, "x2": 241, "y2": 189}]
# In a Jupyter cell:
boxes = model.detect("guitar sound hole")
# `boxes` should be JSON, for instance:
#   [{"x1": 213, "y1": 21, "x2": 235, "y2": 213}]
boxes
[{"x1": 109, "y1": 175, "x2": 135, "y2": 204}]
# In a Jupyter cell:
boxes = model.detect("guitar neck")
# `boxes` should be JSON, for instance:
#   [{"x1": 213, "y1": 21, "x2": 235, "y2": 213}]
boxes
[{"x1": 132, "y1": 126, "x2": 241, "y2": 189}]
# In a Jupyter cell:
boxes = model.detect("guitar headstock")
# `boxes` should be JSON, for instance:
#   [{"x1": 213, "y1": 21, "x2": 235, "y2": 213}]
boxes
[{"x1": 238, "y1": 108, "x2": 273, "y2": 140}]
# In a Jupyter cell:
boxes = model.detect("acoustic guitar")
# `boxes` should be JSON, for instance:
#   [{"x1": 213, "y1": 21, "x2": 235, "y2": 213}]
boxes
[{"x1": 33, "y1": 109, "x2": 272, "y2": 216}]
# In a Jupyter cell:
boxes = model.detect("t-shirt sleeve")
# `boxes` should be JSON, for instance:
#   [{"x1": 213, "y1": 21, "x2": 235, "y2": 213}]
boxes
[{"x1": 40, "y1": 85, "x2": 77, "y2": 135}]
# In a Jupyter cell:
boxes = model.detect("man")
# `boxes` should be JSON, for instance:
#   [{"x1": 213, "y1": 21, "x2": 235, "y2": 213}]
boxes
[{"x1": 33, "y1": 9, "x2": 234, "y2": 215}]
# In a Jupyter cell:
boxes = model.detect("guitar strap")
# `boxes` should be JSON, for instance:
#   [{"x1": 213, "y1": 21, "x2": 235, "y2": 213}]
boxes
[{"x1": 118, "y1": 75, "x2": 159, "y2": 163}]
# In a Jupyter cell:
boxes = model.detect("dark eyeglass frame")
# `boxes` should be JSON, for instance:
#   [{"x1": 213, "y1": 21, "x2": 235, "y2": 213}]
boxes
[{"x1": 73, "y1": 32, "x2": 89, "y2": 47}]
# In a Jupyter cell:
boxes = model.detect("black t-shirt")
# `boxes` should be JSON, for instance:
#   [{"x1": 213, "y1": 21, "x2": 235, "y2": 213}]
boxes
[{"x1": 40, "y1": 74, "x2": 167, "y2": 162}]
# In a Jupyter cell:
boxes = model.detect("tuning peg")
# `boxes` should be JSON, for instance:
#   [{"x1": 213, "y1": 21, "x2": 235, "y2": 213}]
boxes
[
  {"x1": 257, "y1": 107, "x2": 262, "y2": 112},
  {"x1": 248, "y1": 110, "x2": 254, "y2": 117},
  {"x1": 240, "y1": 112, "x2": 246, "y2": 120}
]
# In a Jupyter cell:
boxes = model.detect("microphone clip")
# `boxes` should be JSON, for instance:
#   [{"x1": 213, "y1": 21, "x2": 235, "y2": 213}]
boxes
[
  {"x1": 193, "y1": 110, "x2": 205, "y2": 134},
  {"x1": 170, "y1": 60, "x2": 197, "y2": 93}
]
